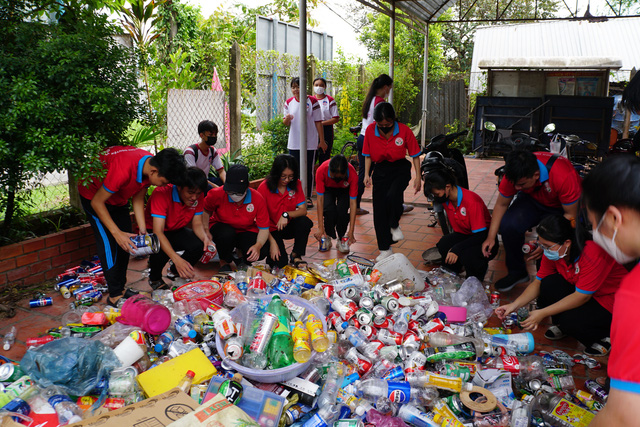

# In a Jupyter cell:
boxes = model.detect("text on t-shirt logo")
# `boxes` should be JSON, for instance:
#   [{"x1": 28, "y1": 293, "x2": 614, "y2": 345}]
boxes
[
  {"x1": 395, "y1": 138, "x2": 404, "y2": 146},
  {"x1": 246, "y1": 204, "x2": 254, "y2": 213}
]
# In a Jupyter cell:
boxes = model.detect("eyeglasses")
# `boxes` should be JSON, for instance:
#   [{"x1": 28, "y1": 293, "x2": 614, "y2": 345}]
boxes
[
  {"x1": 280, "y1": 174, "x2": 295, "y2": 180},
  {"x1": 536, "y1": 238, "x2": 560, "y2": 251}
]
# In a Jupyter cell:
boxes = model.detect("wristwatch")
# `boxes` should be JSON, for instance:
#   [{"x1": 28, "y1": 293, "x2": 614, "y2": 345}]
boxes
[{"x1": 282, "y1": 212, "x2": 290, "y2": 219}]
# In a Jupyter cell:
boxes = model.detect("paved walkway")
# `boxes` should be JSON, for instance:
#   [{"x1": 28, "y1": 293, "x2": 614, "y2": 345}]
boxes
[{"x1": 0, "y1": 158, "x2": 606, "y2": 390}]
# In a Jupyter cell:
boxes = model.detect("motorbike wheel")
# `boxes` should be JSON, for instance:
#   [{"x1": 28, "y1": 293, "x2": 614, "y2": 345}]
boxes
[
  {"x1": 437, "y1": 211, "x2": 450, "y2": 235},
  {"x1": 340, "y1": 141, "x2": 359, "y2": 174}
]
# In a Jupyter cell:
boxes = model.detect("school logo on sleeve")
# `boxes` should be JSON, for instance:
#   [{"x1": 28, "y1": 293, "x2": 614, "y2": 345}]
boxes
[
  {"x1": 460, "y1": 207, "x2": 467, "y2": 216},
  {"x1": 246, "y1": 204, "x2": 254, "y2": 213},
  {"x1": 395, "y1": 138, "x2": 404, "y2": 146}
]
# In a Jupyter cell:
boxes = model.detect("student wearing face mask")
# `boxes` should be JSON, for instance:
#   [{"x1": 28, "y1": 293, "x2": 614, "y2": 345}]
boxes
[
  {"x1": 495, "y1": 215, "x2": 626, "y2": 357},
  {"x1": 184, "y1": 120, "x2": 226, "y2": 194},
  {"x1": 314, "y1": 154, "x2": 358, "y2": 253},
  {"x1": 202, "y1": 164, "x2": 270, "y2": 273},
  {"x1": 363, "y1": 102, "x2": 422, "y2": 262},
  {"x1": 424, "y1": 169, "x2": 497, "y2": 280},
  {"x1": 312, "y1": 78, "x2": 340, "y2": 166},
  {"x1": 581, "y1": 155, "x2": 640, "y2": 427}
]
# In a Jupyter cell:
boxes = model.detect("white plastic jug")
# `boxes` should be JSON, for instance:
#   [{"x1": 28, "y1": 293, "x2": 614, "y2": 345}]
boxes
[{"x1": 372, "y1": 253, "x2": 426, "y2": 292}]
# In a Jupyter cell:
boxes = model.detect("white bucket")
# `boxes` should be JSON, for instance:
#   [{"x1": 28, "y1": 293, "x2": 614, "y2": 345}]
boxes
[{"x1": 373, "y1": 253, "x2": 426, "y2": 292}]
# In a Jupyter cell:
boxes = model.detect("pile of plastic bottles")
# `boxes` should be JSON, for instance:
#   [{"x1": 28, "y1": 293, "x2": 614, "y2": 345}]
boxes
[{"x1": 0, "y1": 255, "x2": 608, "y2": 427}]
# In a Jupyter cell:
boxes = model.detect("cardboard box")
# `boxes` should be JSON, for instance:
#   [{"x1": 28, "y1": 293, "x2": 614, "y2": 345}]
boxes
[{"x1": 68, "y1": 388, "x2": 197, "y2": 427}]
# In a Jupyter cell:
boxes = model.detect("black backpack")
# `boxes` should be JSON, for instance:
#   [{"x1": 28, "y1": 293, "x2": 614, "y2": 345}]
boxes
[{"x1": 189, "y1": 144, "x2": 214, "y2": 163}]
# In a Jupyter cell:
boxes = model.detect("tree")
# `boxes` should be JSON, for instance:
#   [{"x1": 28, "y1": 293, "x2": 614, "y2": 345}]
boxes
[{"x1": 0, "y1": 1, "x2": 142, "y2": 234}]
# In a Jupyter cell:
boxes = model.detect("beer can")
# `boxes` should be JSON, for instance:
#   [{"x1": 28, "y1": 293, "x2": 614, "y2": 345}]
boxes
[
  {"x1": 129, "y1": 233, "x2": 160, "y2": 256},
  {"x1": 319, "y1": 237, "x2": 330, "y2": 252},
  {"x1": 29, "y1": 297, "x2": 53, "y2": 308}
]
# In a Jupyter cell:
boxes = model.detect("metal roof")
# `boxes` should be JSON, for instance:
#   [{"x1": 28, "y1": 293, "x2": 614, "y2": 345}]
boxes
[
  {"x1": 354, "y1": 0, "x2": 456, "y2": 33},
  {"x1": 470, "y1": 17, "x2": 640, "y2": 92}
]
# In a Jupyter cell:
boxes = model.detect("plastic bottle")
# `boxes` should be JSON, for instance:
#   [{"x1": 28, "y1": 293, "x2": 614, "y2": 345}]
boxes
[
  {"x1": 427, "y1": 332, "x2": 485, "y2": 358},
  {"x1": 316, "y1": 363, "x2": 345, "y2": 409},
  {"x1": 3, "y1": 326, "x2": 16, "y2": 351},
  {"x1": 484, "y1": 355, "x2": 546, "y2": 381},
  {"x1": 393, "y1": 307, "x2": 412, "y2": 335},
  {"x1": 305, "y1": 314, "x2": 328, "y2": 352},
  {"x1": 292, "y1": 321, "x2": 312, "y2": 363},
  {"x1": 242, "y1": 311, "x2": 278, "y2": 369},
  {"x1": 177, "y1": 370, "x2": 195, "y2": 393},
  {"x1": 492, "y1": 332, "x2": 535, "y2": 354},
  {"x1": 174, "y1": 316, "x2": 198, "y2": 341},
  {"x1": 405, "y1": 371, "x2": 472, "y2": 393},
  {"x1": 223, "y1": 280, "x2": 247, "y2": 307},
  {"x1": 397, "y1": 403, "x2": 439, "y2": 427},
  {"x1": 533, "y1": 392, "x2": 595, "y2": 426},
  {"x1": 302, "y1": 404, "x2": 339, "y2": 427},
  {"x1": 154, "y1": 329, "x2": 177, "y2": 353},
  {"x1": 45, "y1": 385, "x2": 84, "y2": 425},
  {"x1": 343, "y1": 326, "x2": 377, "y2": 360},
  {"x1": 266, "y1": 295, "x2": 295, "y2": 369},
  {"x1": 247, "y1": 271, "x2": 267, "y2": 297},
  {"x1": 357, "y1": 379, "x2": 417, "y2": 404},
  {"x1": 510, "y1": 399, "x2": 532, "y2": 427}
]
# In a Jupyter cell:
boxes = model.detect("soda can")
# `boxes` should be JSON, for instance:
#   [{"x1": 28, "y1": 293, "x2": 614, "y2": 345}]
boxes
[
  {"x1": 345, "y1": 347, "x2": 372, "y2": 376},
  {"x1": 584, "y1": 358, "x2": 602, "y2": 370},
  {"x1": 359, "y1": 324, "x2": 376, "y2": 340},
  {"x1": 319, "y1": 237, "x2": 330, "y2": 252},
  {"x1": 321, "y1": 284, "x2": 334, "y2": 299},
  {"x1": 224, "y1": 336, "x2": 244, "y2": 360},
  {"x1": 382, "y1": 366, "x2": 405, "y2": 381},
  {"x1": 382, "y1": 279, "x2": 404, "y2": 295},
  {"x1": 247, "y1": 274, "x2": 267, "y2": 295},
  {"x1": 327, "y1": 312, "x2": 346, "y2": 332},
  {"x1": 404, "y1": 350, "x2": 427, "y2": 374},
  {"x1": 73, "y1": 284, "x2": 96, "y2": 297},
  {"x1": 29, "y1": 297, "x2": 53, "y2": 308},
  {"x1": 522, "y1": 242, "x2": 539, "y2": 254},
  {"x1": 340, "y1": 287, "x2": 362, "y2": 301},
  {"x1": 356, "y1": 308, "x2": 373, "y2": 325},
  {"x1": 359, "y1": 296, "x2": 375, "y2": 311},
  {"x1": 199, "y1": 243, "x2": 218, "y2": 264},
  {"x1": 25, "y1": 335, "x2": 55, "y2": 347},
  {"x1": 585, "y1": 379, "x2": 608, "y2": 402},
  {"x1": 129, "y1": 233, "x2": 160, "y2": 256},
  {"x1": 331, "y1": 298, "x2": 358, "y2": 321},
  {"x1": 336, "y1": 260, "x2": 351, "y2": 278},
  {"x1": 249, "y1": 312, "x2": 278, "y2": 354},
  {"x1": 403, "y1": 333, "x2": 421, "y2": 353},
  {"x1": 381, "y1": 295, "x2": 399, "y2": 312},
  {"x1": 489, "y1": 291, "x2": 500, "y2": 308},
  {"x1": 372, "y1": 305, "x2": 388, "y2": 319},
  {"x1": 0, "y1": 364, "x2": 25, "y2": 382},
  {"x1": 2, "y1": 398, "x2": 30, "y2": 418}
]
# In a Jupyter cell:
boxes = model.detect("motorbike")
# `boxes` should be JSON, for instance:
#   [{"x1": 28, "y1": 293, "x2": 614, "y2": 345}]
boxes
[
  {"x1": 420, "y1": 129, "x2": 469, "y2": 237},
  {"x1": 543, "y1": 123, "x2": 601, "y2": 178}
]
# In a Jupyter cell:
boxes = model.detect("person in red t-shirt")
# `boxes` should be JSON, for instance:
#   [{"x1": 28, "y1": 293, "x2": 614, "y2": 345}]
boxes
[
  {"x1": 202, "y1": 165, "x2": 270, "y2": 273},
  {"x1": 79, "y1": 147, "x2": 187, "y2": 306},
  {"x1": 314, "y1": 155, "x2": 358, "y2": 253},
  {"x1": 363, "y1": 102, "x2": 422, "y2": 262},
  {"x1": 145, "y1": 168, "x2": 209, "y2": 290},
  {"x1": 482, "y1": 150, "x2": 581, "y2": 292},
  {"x1": 424, "y1": 169, "x2": 498, "y2": 280},
  {"x1": 496, "y1": 215, "x2": 626, "y2": 355},
  {"x1": 257, "y1": 154, "x2": 313, "y2": 268},
  {"x1": 581, "y1": 155, "x2": 640, "y2": 426}
]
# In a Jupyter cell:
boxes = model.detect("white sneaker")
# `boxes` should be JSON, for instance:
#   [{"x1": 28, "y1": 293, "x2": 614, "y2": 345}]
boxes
[
  {"x1": 337, "y1": 238, "x2": 350, "y2": 254},
  {"x1": 376, "y1": 249, "x2": 394, "y2": 262},
  {"x1": 391, "y1": 226, "x2": 404, "y2": 241}
]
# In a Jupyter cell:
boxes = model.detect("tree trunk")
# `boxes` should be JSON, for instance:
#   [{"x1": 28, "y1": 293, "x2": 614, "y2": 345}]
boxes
[{"x1": 2, "y1": 190, "x2": 15, "y2": 234}]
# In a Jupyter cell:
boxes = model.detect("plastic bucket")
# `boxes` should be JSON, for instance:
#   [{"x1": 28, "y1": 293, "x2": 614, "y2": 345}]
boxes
[
  {"x1": 215, "y1": 295, "x2": 328, "y2": 383},
  {"x1": 173, "y1": 280, "x2": 223, "y2": 305},
  {"x1": 373, "y1": 253, "x2": 426, "y2": 292},
  {"x1": 118, "y1": 294, "x2": 171, "y2": 335}
]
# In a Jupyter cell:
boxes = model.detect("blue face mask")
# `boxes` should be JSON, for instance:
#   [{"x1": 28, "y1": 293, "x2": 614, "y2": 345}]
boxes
[{"x1": 543, "y1": 246, "x2": 566, "y2": 261}]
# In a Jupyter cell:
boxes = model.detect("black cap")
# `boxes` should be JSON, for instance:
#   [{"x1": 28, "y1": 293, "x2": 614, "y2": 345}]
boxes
[{"x1": 223, "y1": 164, "x2": 249, "y2": 194}]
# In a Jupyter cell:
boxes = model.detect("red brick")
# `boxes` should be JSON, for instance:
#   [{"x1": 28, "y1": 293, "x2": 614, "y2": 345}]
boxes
[
  {"x1": 0, "y1": 259, "x2": 17, "y2": 274},
  {"x1": 7, "y1": 266, "x2": 30, "y2": 281},
  {"x1": 44, "y1": 270, "x2": 58, "y2": 281},
  {"x1": 0, "y1": 273, "x2": 6, "y2": 286},
  {"x1": 70, "y1": 248, "x2": 94, "y2": 263},
  {"x1": 16, "y1": 252, "x2": 39, "y2": 267},
  {"x1": 22, "y1": 239, "x2": 45, "y2": 253},
  {"x1": 60, "y1": 241, "x2": 79, "y2": 254},
  {"x1": 44, "y1": 233, "x2": 65, "y2": 247},
  {"x1": 51, "y1": 253, "x2": 72, "y2": 268},
  {"x1": 24, "y1": 272, "x2": 46, "y2": 286},
  {"x1": 38, "y1": 247, "x2": 60, "y2": 260},
  {"x1": 65, "y1": 226, "x2": 88, "y2": 241},
  {"x1": 30, "y1": 260, "x2": 51, "y2": 275},
  {"x1": 0, "y1": 244, "x2": 23, "y2": 259}
]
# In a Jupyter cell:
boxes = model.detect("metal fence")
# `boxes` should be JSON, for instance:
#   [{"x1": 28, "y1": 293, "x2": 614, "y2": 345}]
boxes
[{"x1": 424, "y1": 79, "x2": 468, "y2": 139}]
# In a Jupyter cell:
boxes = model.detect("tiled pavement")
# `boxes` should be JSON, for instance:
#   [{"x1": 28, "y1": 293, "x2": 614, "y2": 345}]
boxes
[{"x1": 0, "y1": 158, "x2": 606, "y2": 389}]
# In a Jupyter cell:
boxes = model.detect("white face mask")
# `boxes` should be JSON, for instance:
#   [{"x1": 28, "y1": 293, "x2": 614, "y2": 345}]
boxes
[
  {"x1": 229, "y1": 191, "x2": 246, "y2": 203},
  {"x1": 313, "y1": 86, "x2": 325, "y2": 95},
  {"x1": 592, "y1": 213, "x2": 635, "y2": 264}
]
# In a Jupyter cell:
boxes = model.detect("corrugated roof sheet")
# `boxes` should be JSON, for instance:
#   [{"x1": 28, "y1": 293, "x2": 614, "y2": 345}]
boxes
[{"x1": 469, "y1": 17, "x2": 640, "y2": 92}]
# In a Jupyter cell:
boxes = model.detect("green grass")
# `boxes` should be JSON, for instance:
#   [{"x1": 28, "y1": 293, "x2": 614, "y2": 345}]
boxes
[{"x1": 0, "y1": 183, "x2": 70, "y2": 222}]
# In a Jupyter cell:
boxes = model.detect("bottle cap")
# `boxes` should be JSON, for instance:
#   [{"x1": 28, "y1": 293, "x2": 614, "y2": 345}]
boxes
[
  {"x1": 186, "y1": 370, "x2": 195, "y2": 378},
  {"x1": 3, "y1": 343, "x2": 9, "y2": 351}
]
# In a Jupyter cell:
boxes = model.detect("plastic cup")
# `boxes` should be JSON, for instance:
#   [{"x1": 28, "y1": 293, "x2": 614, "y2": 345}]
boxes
[{"x1": 113, "y1": 336, "x2": 145, "y2": 367}]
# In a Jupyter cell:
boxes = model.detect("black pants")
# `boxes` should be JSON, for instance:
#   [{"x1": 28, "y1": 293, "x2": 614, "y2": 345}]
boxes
[
  {"x1": 267, "y1": 216, "x2": 313, "y2": 268},
  {"x1": 209, "y1": 222, "x2": 269, "y2": 263},
  {"x1": 323, "y1": 187, "x2": 350, "y2": 239},
  {"x1": 316, "y1": 125, "x2": 334, "y2": 165},
  {"x1": 356, "y1": 135, "x2": 366, "y2": 208},
  {"x1": 436, "y1": 231, "x2": 498, "y2": 281},
  {"x1": 148, "y1": 227, "x2": 204, "y2": 281},
  {"x1": 537, "y1": 274, "x2": 612, "y2": 347},
  {"x1": 289, "y1": 149, "x2": 316, "y2": 198},
  {"x1": 80, "y1": 196, "x2": 131, "y2": 298},
  {"x1": 372, "y1": 159, "x2": 411, "y2": 251},
  {"x1": 499, "y1": 193, "x2": 564, "y2": 276}
]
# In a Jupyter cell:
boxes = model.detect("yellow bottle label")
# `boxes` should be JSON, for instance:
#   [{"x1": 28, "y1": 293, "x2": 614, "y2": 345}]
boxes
[
  {"x1": 292, "y1": 322, "x2": 311, "y2": 353},
  {"x1": 427, "y1": 372, "x2": 463, "y2": 392},
  {"x1": 551, "y1": 398, "x2": 595, "y2": 426},
  {"x1": 305, "y1": 315, "x2": 325, "y2": 338}
]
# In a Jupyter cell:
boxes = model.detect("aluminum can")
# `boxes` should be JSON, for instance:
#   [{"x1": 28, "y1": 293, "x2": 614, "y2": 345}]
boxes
[
  {"x1": 129, "y1": 233, "x2": 160, "y2": 256},
  {"x1": 522, "y1": 242, "x2": 539, "y2": 254},
  {"x1": 372, "y1": 305, "x2": 388, "y2": 319},
  {"x1": 72, "y1": 284, "x2": 96, "y2": 297},
  {"x1": 0, "y1": 364, "x2": 25, "y2": 382},
  {"x1": 331, "y1": 298, "x2": 358, "y2": 321},
  {"x1": 489, "y1": 291, "x2": 500, "y2": 308},
  {"x1": 249, "y1": 312, "x2": 278, "y2": 354},
  {"x1": 381, "y1": 295, "x2": 400, "y2": 312},
  {"x1": 345, "y1": 347, "x2": 373, "y2": 376},
  {"x1": 25, "y1": 335, "x2": 55, "y2": 347},
  {"x1": 359, "y1": 324, "x2": 376, "y2": 340},
  {"x1": 29, "y1": 297, "x2": 52, "y2": 308},
  {"x1": 199, "y1": 244, "x2": 218, "y2": 264},
  {"x1": 319, "y1": 237, "x2": 330, "y2": 252},
  {"x1": 359, "y1": 296, "x2": 375, "y2": 310},
  {"x1": 356, "y1": 308, "x2": 373, "y2": 325}
]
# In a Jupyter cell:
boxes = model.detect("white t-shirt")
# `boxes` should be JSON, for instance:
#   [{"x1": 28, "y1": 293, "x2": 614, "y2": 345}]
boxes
[
  {"x1": 284, "y1": 96, "x2": 322, "y2": 150},
  {"x1": 360, "y1": 95, "x2": 386, "y2": 135},
  {"x1": 184, "y1": 144, "x2": 224, "y2": 175},
  {"x1": 317, "y1": 95, "x2": 339, "y2": 122}
]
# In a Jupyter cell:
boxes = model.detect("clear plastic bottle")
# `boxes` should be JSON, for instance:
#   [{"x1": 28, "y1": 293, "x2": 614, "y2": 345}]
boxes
[
  {"x1": 154, "y1": 329, "x2": 177, "y2": 353},
  {"x1": 398, "y1": 403, "x2": 439, "y2": 427},
  {"x1": 174, "y1": 316, "x2": 198, "y2": 340},
  {"x1": 177, "y1": 370, "x2": 195, "y2": 393},
  {"x1": 533, "y1": 392, "x2": 595, "y2": 427},
  {"x1": 316, "y1": 363, "x2": 345, "y2": 409},
  {"x1": 428, "y1": 332, "x2": 485, "y2": 358},
  {"x1": 343, "y1": 326, "x2": 377, "y2": 360},
  {"x1": 393, "y1": 307, "x2": 412, "y2": 335},
  {"x1": 509, "y1": 399, "x2": 532, "y2": 427},
  {"x1": 301, "y1": 404, "x2": 339, "y2": 427},
  {"x1": 45, "y1": 386, "x2": 83, "y2": 425},
  {"x1": 357, "y1": 379, "x2": 413, "y2": 403},
  {"x1": 484, "y1": 355, "x2": 546, "y2": 381},
  {"x1": 305, "y1": 314, "x2": 329, "y2": 352},
  {"x1": 3, "y1": 326, "x2": 16, "y2": 351}
]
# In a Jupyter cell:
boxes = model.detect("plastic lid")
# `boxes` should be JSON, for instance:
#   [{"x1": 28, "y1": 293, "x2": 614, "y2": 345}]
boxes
[
  {"x1": 355, "y1": 406, "x2": 365, "y2": 416},
  {"x1": 188, "y1": 330, "x2": 197, "y2": 339},
  {"x1": 186, "y1": 370, "x2": 195, "y2": 378},
  {"x1": 154, "y1": 343, "x2": 164, "y2": 353}
]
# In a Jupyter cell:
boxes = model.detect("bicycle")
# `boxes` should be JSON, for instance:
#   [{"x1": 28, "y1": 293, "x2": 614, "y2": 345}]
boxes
[{"x1": 340, "y1": 125, "x2": 362, "y2": 173}]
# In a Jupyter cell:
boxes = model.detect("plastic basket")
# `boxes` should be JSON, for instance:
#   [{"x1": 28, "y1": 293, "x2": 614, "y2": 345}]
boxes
[{"x1": 214, "y1": 294, "x2": 328, "y2": 383}]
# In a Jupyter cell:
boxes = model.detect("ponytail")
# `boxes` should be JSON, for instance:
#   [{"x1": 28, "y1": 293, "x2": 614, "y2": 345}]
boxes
[{"x1": 362, "y1": 74, "x2": 393, "y2": 119}]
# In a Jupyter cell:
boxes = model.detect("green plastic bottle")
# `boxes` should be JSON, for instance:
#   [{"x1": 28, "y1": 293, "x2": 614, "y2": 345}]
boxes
[{"x1": 266, "y1": 295, "x2": 295, "y2": 369}]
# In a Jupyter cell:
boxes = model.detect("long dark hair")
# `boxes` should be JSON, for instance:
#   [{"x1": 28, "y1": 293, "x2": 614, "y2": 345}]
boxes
[
  {"x1": 423, "y1": 168, "x2": 457, "y2": 196},
  {"x1": 362, "y1": 74, "x2": 393, "y2": 119},
  {"x1": 537, "y1": 215, "x2": 589, "y2": 261},
  {"x1": 266, "y1": 154, "x2": 299, "y2": 192}
]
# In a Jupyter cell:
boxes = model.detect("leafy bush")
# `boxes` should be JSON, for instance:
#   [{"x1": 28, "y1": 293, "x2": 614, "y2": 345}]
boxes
[{"x1": 261, "y1": 117, "x2": 289, "y2": 155}]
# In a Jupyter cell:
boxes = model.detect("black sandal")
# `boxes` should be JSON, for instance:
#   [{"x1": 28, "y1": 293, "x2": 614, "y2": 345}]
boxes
[{"x1": 290, "y1": 255, "x2": 307, "y2": 269}]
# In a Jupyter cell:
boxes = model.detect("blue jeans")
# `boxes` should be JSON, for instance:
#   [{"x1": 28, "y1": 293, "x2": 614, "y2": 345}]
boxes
[{"x1": 499, "y1": 193, "x2": 564, "y2": 276}]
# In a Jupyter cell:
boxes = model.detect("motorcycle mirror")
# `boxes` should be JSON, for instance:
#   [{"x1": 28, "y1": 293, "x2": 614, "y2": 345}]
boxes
[
  {"x1": 484, "y1": 121, "x2": 496, "y2": 132},
  {"x1": 543, "y1": 123, "x2": 556, "y2": 133}
]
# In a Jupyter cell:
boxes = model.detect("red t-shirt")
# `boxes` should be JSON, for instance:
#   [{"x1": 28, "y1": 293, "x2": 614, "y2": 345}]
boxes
[
  {"x1": 202, "y1": 187, "x2": 269, "y2": 233},
  {"x1": 256, "y1": 180, "x2": 306, "y2": 232},
  {"x1": 362, "y1": 122, "x2": 421, "y2": 163},
  {"x1": 78, "y1": 146, "x2": 153, "y2": 206},
  {"x1": 144, "y1": 185, "x2": 203, "y2": 232},
  {"x1": 609, "y1": 263, "x2": 640, "y2": 394},
  {"x1": 536, "y1": 240, "x2": 626, "y2": 312},
  {"x1": 499, "y1": 152, "x2": 581, "y2": 208},
  {"x1": 315, "y1": 160, "x2": 358, "y2": 199},
  {"x1": 442, "y1": 187, "x2": 491, "y2": 235}
]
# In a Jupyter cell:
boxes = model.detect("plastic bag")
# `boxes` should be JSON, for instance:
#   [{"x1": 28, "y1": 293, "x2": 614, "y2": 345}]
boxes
[
  {"x1": 20, "y1": 337, "x2": 121, "y2": 396},
  {"x1": 451, "y1": 276, "x2": 494, "y2": 322},
  {"x1": 365, "y1": 408, "x2": 409, "y2": 427}
]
